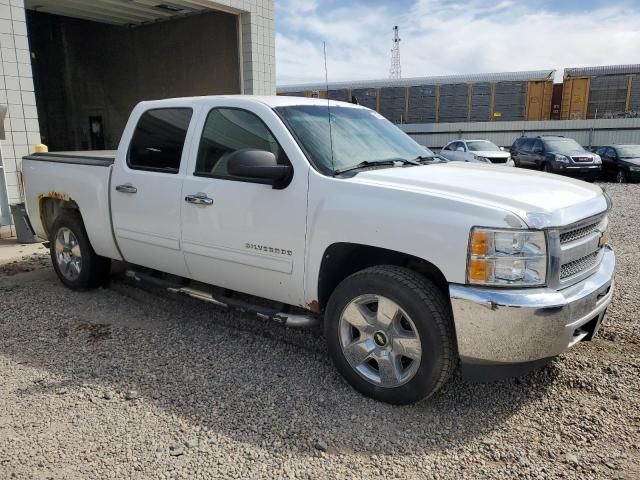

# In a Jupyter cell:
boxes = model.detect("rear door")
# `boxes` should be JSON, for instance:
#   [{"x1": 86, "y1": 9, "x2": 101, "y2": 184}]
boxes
[
  {"x1": 180, "y1": 103, "x2": 309, "y2": 306},
  {"x1": 531, "y1": 139, "x2": 545, "y2": 168},
  {"x1": 111, "y1": 107, "x2": 195, "y2": 277}
]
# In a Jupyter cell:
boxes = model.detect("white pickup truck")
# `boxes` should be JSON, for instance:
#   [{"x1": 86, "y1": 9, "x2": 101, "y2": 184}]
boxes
[{"x1": 23, "y1": 96, "x2": 615, "y2": 404}]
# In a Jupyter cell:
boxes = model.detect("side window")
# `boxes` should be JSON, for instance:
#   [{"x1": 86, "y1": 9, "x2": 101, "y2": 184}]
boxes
[
  {"x1": 195, "y1": 108, "x2": 281, "y2": 178},
  {"x1": 128, "y1": 108, "x2": 192, "y2": 173},
  {"x1": 533, "y1": 139, "x2": 544, "y2": 153}
]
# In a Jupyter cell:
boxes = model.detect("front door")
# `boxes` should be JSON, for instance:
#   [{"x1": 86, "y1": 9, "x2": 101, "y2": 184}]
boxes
[
  {"x1": 180, "y1": 106, "x2": 308, "y2": 306},
  {"x1": 111, "y1": 107, "x2": 194, "y2": 277}
]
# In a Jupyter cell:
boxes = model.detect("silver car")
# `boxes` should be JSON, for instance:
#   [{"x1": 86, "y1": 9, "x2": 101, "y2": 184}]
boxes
[{"x1": 440, "y1": 139, "x2": 514, "y2": 166}]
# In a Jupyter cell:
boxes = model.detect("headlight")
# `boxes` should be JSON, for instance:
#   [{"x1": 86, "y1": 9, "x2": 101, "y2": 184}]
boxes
[
  {"x1": 629, "y1": 166, "x2": 640, "y2": 172},
  {"x1": 474, "y1": 155, "x2": 491, "y2": 163},
  {"x1": 467, "y1": 228, "x2": 547, "y2": 287},
  {"x1": 593, "y1": 155, "x2": 602, "y2": 165},
  {"x1": 554, "y1": 154, "x2": 570, "y2": 164}
]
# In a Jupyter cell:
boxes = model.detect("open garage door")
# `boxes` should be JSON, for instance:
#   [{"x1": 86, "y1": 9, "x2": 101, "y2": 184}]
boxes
[{"x1": 26, "y1": 1, "x2": 242, "y2": 151}]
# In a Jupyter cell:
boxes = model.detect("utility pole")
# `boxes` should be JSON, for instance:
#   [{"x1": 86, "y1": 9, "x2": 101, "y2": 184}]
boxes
[{"x1": 389, "y1": 25, "x2": 401, "y2": 80}]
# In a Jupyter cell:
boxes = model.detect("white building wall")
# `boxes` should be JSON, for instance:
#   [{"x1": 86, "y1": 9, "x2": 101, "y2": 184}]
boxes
[
  {"x1": 0, "y1": 0, "x2": 39, "y2": 217},
  {"x1": 0, "y1": 0, "x2": 275, "y2": 226}
]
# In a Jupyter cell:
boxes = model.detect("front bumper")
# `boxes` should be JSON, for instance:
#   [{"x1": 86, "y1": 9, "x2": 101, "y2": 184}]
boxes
[
  {"x1": 554, "y1": 164, "x2": 601, "y2": 178},
  {"x1": 449, "y1": 246, "x2": 615, "y2": 378}
]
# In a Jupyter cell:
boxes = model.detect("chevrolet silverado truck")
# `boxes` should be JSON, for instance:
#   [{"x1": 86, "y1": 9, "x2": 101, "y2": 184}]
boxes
[{"x1": 22, "y1": 96, "x2": 615, "y2": 405}]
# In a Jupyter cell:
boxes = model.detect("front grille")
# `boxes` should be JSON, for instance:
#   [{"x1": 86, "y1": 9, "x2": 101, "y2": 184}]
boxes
[
  {"x1": 487, "y1": 157, "x2": 508, "y2": 164},
  {"x1": 560, "y1": 221, "x2": 600, "y2": 244},
  {"x1": 571, "y1": 156, "x2": 593, "y2": 163},
  {"x1": 561, "y1": 252, "x2": 600, "y2": 279}
]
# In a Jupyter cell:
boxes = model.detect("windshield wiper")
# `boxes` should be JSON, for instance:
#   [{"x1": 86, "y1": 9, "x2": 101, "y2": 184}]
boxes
[
  {"x1": 413, "y1": 155, "x2": 443, "y2": 163},
  {"x1": 334, "y1": 157, "x2": 420, "y2": 175}
]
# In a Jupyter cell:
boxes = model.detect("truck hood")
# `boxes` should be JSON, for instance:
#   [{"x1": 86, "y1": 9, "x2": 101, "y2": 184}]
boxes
[{"x1": 351, "y1": 162, "x2": 608, "y2": 228}]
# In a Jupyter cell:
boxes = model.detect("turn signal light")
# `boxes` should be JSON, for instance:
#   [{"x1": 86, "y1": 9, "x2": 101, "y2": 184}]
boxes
[
  {"x1": 468, "y1": 258, "x2": 488, "y2": 282},
  {"x1": 470, "y1": 230, "x2": 489, "y2": 256}
]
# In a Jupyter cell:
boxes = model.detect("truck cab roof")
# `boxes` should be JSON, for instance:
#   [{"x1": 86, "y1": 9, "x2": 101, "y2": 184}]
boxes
[{"x1": 136, "y1": 95, "x2": 361, "y2": 111}]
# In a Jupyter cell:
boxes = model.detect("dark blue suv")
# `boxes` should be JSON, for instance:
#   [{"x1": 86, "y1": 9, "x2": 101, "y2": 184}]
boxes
[{"x1": 511, "y1": 136, "x2": 602, "y2": 179}]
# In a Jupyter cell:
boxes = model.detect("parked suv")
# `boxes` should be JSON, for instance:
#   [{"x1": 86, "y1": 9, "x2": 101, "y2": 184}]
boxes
[
  {"x1": 595, "y1": 144, "x2": 640, "y2": 183},
  {"x1": 440, "y1": 139, "x2": 514, "y2": 165},
  {"x1": 511, "y1": 136, "x2": 601, "y2": 179}
]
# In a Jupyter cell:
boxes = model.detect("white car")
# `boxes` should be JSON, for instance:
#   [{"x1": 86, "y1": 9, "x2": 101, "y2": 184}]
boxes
[
  {"x1": 440, "y1": 139, "x2": 514, "y2": 165},
  {"x1": 22, "y1": 96, "x2": 614, "y2": 404}
]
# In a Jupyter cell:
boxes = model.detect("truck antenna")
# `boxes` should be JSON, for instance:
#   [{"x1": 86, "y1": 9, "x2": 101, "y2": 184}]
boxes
[{"x1": 323, "y1": 41, "x2": 335, "y2": 172}]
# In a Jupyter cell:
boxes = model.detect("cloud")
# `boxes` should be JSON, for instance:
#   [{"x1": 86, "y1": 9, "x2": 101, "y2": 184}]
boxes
[{"x1": 275, "y1": 0, "x2": 640, "y2": 85}]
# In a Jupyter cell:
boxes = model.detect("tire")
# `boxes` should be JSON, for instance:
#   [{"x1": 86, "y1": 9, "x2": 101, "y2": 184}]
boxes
[
  {"x1": 542, "y1": 162, "x2": 552, "y2": 173},
  {"x1": 50, "y1": 211, "x2": 111, "y2": 289},
  {"x1": 324, "y1": 265, "x2": 457, "y2": 405},
  {"x1": 616, "y1": 169, "x2": 628, "y2": 183}
]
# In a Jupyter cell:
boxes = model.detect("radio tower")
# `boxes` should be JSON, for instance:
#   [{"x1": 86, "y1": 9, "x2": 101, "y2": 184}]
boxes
[{"x1": 389, "y1": 25, "x2": 402, "y2": 79}]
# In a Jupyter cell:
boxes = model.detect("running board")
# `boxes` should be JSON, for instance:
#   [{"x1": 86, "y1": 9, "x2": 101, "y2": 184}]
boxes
[{"x1": 124, "y1": 270, "x2": 319, "y2": 329}]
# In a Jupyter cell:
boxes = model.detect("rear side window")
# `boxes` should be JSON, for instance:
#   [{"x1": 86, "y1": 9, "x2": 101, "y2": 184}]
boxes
[
  {"x1": 128, "y1": 108, "x2": 193, "y2": 173},
  {"x1": 195, "y1": 108, "x2": 281, "y2": 178}
]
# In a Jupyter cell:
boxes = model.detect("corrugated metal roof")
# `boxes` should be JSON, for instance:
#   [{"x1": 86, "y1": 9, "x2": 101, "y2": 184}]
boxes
[
  {"x1": 564, "y1": 64, "x2": 640, "y2": 78},
  {"x1": 24, "y1": 0, "x2": 213, "y2": 26},
  {"x1": 277, "y1": 70, "x2": 556, "y2": 93}
]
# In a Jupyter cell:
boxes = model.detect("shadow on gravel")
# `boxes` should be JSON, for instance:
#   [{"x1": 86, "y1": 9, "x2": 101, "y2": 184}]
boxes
[{"x1": 1, "y1": 265, "x2": 560, "y2": 457}]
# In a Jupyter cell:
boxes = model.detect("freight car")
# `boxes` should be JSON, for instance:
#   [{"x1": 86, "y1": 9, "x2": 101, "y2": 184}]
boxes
[
  {"x1": 278, "y1": 64, "x2": 640, "y2": 125},
  {"x1": 277, "y1": 70, "x2": 555, "y2": 124}
]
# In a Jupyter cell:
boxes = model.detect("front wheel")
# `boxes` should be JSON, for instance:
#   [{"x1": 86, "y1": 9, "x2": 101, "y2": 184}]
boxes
[
  {"x1": 324, "y1": 266, "x2": 457, "y2": 405},
  {"x1": 616, "y1": 169, "x2": 628, "y2": 183},
  {"x1": 50, "y1": 212, "x2": 111, "y2": 289}
]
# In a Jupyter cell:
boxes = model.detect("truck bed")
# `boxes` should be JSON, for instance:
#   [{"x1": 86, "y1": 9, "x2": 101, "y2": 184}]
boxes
[
  {"x1": 23, "y1": 150, "x2": 117, "y2": 167},
  {"x1": 22, "y1": 149, "x2": 122, "y2": 261}
]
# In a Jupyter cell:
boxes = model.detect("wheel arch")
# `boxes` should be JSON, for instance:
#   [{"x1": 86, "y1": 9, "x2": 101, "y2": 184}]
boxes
[
  {"x1": 316, "y1": 242, "x2": 449, "y2": 313},
  {"x1": 39, "y1": 195, "x2": 82, "y2": 241}
]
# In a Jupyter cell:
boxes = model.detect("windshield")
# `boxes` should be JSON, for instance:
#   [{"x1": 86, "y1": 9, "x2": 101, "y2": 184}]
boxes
[
  {"x1": 467, "y1": 140, "x2": 501, "y2": 152},
  {"x1": 617, "y1": 146, "x2": 640, "y2": 158},
  {"x1": 542, "y1": 139, "x2": 585, "y2": 154},
  {"x1": 422, "y1": 146, "x2": 436, "y2": 156},
  {"x1": 275, "y1": 105, "x2": 427, "y2": 174}
]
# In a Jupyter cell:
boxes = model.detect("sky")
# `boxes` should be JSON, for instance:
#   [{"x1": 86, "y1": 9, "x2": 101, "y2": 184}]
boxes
[{"x1": 275, "y1": 0, "x2": 640, "y2": 86}]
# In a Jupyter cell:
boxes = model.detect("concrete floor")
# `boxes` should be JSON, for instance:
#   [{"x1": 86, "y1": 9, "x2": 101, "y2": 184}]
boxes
[{"x1": 0, "y1": 237, "x2": 47, "y2": 264}]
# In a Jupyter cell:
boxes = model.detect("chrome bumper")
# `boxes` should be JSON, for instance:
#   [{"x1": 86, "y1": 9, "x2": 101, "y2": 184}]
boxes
[{"x1": 449, "y1": 246, "x2": 615, "y2": 369}]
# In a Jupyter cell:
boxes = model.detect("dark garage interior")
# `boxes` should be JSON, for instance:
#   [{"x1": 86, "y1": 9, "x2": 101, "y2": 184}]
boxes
[{"x1": 27, "y1": 10, "x2": 241, "y2": 151}]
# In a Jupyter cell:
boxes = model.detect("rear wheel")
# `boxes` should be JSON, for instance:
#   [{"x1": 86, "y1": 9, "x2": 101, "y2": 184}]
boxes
[
  {"x1": 50, "y1": 212, "x2": 111, "y2": 289},
  {"x1": 324, "y1": 265, "x2": 457, "y2": 405},
  {"x1": 616, "y1": 169, "x2": 628, "y2": 183}
]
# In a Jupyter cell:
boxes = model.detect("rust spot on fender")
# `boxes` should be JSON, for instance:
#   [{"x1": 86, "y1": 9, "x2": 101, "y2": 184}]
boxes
[
  {"x1": 38, "y1": 191, "x2": 70, "y2": 202},
  {"x1": 307, "y1": 300, "x2": 321, "y2": 313}
]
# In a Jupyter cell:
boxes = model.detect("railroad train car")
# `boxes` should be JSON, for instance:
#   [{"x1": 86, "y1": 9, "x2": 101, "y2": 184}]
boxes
[{"x1": 277, "y1": 64, "x2": 640, "y2": 124}]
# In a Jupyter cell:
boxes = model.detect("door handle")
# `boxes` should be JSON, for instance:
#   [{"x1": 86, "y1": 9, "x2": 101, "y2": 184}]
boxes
[
  {"x1": 185, "y1": 193, "x2": 214, "y2": 206},
  {"x1": 115, "y1": 184, "x2": 137, "y2": 194}
]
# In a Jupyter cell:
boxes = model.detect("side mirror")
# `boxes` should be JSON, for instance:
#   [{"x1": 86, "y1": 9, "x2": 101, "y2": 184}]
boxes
[
  {"x1": 499, "y1": 146, "x2": 505, "y2": 151},
  {"x1": 456, "y1": 146, "x2": 465, "y2": 152},
  {"x1": 227, "y1": 149, "x2": 292, "y2": 188}
]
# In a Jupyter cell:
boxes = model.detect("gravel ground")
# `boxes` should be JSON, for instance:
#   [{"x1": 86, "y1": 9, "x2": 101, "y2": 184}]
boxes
[{"x1": 0, "y1": 183, "x2": 638, "y2": 479}]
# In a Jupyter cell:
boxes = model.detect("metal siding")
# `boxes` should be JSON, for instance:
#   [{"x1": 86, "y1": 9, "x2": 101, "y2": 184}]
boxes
[
  {"x1": 493, "y1": 81, "x2": 527, "y2": 121},
  {"x1": 470, "y1": 82, "x2": 491, "y2": 122},
  {"x1": 587, "y1": 74, "x2": 628, "y2": 118},
  {"x1": 327, "y1": 89, "x2": 350, "y2": 101},
  {"x1": 401, "y1": 118, "x2": 640, "y2": 149},
  {"x1": 631, "y1": 75, "x2": 640, "y2": 111},
  {"x1": 378, "y1": 87, "x2": 406, "y2": 123},
  {"x1": 438, "y1": 83, "x2": 469, "y2": 123},
  {"x1": 407, "y1": 85, "x2": 437, "y2": 123},
  {"x1": 351, "y1": 88, "x2": 377, "y2": 110}
]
